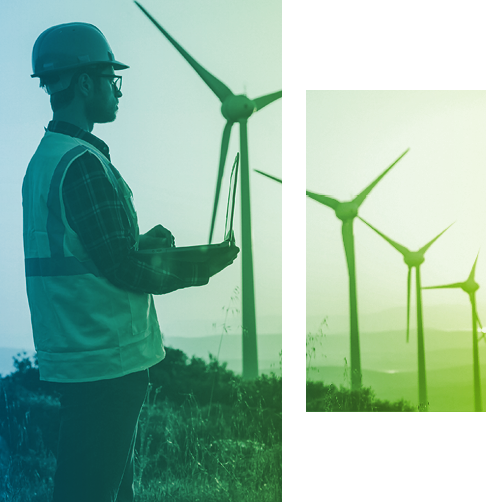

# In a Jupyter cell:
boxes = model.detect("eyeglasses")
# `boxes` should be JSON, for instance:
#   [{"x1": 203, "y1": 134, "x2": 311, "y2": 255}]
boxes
[{"x1": 89, "y1": 74, "x2": 122, "y2": 92}]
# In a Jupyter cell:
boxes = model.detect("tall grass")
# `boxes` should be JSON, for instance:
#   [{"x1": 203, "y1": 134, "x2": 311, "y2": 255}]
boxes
[
  {"x1": 136, "y1": 388, "x2": 281, "y2": 501},
  {"x1": 0, "y1": 353, "x2": 282, "y2": 501},
  {"x1": 0, "y1": 384, "x2": 57, "y2": 502},
  {"x1": 306, "y1": 381, "x2": 415, "y2": 412}
]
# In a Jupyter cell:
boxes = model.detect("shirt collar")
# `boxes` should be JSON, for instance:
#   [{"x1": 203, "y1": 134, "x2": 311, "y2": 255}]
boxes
[{"x1": 46, "y1": 121, "x2": 111, "y2": 161}]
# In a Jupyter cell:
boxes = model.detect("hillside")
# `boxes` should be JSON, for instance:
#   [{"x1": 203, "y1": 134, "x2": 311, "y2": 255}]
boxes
[
  {"x1": 0, "y1": 333, "x2": 281, "y2": 378},
  {"x1": 307, "y1": 327, "x2": 486, "y2": 411}
]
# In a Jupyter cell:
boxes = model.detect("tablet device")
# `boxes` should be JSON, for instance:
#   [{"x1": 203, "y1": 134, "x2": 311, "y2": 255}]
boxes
[{"x1": 138, "y1": 153, "x2": 239, "y2": 263}]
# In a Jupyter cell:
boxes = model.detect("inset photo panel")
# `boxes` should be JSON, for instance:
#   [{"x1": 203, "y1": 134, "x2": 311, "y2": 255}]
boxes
[
  {"x1": 306, "y1": 90, "x2": 486, "y2": 413},
  {"x1": 2, "y1": 1, "x2": 282, "y2": 500}
]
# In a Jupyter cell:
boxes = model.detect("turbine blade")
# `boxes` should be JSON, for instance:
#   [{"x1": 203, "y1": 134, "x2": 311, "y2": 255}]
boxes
[
  {"x1": 253, "y1": 90, "x2": 282, "y2": 112},
  {"x1": 422, "y1": 282, "x2": 464, "y2": 290},
  {"x1": 209, "y1": 121, "x2": 233, "y2": 243},
  {"x1": 353, "y1": 149, "x2": 410, "y2": 207},
  {"x1": 418, "y1": 223, "x2": 454, "y2": 255},
  {"x1": 467, "y1": 250, "x2": 480, "y2": 282},
  {"x1": 254, "y1": 170, "x2": 282, "y2": 184},
  {"x1": 358, "y1": 217, "x2": 410, "y2": 256},
  {"x1": 306, "y1": 190, "x2": 339, "y2": 210},
  {"x1": 341, "y1": 219, "x2": 356, "y2": 281},
  {"x1": 134, "y1": 1, "x2": 234, "y2": 103},
  {"x1": 406, "y1": 267, "x2": 411, "y2": 343}
]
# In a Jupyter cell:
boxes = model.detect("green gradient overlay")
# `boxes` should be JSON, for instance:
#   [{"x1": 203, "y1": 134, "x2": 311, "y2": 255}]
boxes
[
  {"x1": 423, "y1": 253, "x2": 482, "y2": 411},
  {"x1": 1, "y1": 0, "x2": 282, "y2": 375},
  {"x1": 305, "y1": 151, "x2": 409, "y2": 391},
  {"x1": 307, "y1": 91, "x2": 486, "y2": 411},
  {"x1": 134, "y1": 1, "x2": 281, "y2": 379},
  {"x1": 1, "y1": 1, "x2": 282, "y2": 499}
]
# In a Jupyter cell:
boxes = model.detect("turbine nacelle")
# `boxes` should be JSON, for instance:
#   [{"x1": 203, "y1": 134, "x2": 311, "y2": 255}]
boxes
[
  {"x1": 462, "y1": 279, "x2": 480, "y2": 294},
  {"x1": 404, "y1": 252, "x2": 425, "y2": 268},
  {"x1": 335, "y1": 201, "x2": 359, "y2": 222},
  {"x1": 221, "y1": 95, "x2": 257, "y2": 122}
]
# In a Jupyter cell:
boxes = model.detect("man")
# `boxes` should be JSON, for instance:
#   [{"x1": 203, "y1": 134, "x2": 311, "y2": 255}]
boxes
[{"x1": 23, "y1": 23, "x2": 239, "y2": 502}]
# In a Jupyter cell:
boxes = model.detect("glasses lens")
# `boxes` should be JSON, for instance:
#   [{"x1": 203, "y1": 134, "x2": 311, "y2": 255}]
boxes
[
  {"x1": 113, "y1": 76, "x2": 122, "y2": 92},
  {"x1": 95, "y1": 74, "x2": 121, "y2": 91}
]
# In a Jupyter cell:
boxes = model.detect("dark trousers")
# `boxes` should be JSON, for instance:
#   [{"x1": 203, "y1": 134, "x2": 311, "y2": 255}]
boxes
[{"x1": 52, "y1": 369, "x2": 150, "y2": 502}]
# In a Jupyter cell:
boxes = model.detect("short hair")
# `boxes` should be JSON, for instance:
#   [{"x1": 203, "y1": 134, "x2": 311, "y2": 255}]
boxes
[
  {"x1": 40, "y1": 64, "x2": 108, "y2": 112},
  {"x1": 49, "y1": 78, "x2": 77, "y2": 113}
]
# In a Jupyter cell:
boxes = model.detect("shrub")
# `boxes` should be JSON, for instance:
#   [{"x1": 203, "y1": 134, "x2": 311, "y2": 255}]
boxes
[
  {"x1": 0, "y1": 350, "x2": 282, "y2": 501},
  {"x1": 306, "y1": 380, "x2": 415, "y2": 412},
  {"x1": 149, "y1": 348, "x2": 237, "y2": 407}
]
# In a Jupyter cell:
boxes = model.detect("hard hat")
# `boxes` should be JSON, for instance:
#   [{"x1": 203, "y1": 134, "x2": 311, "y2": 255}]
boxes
[{"x1": 31, "y1": 23, "x2": 129, "y2": 94}]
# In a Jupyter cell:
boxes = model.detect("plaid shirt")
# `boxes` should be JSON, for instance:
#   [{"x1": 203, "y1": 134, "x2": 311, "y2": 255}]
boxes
[{"x1": 47, "y1": 121, "x2": 209, "y2": 294}]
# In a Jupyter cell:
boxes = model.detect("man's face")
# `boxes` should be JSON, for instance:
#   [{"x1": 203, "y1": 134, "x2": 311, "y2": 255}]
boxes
[{"x1": 86, "y1": 66, "x2": 122, "y2": 124}]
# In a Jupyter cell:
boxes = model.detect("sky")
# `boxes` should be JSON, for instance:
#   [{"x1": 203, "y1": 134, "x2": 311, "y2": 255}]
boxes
[
  {"x1": 0, "y1": 0, "x2": 282, "y2": 351},
  {"x1": 307, "y1": 90, "x2": 486, "y2": 335}
]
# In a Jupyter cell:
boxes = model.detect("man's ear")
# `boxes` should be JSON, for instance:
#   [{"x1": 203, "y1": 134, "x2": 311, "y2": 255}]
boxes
[{"x1": 76, "y1": 73, "x2": 92, "y2": 97}]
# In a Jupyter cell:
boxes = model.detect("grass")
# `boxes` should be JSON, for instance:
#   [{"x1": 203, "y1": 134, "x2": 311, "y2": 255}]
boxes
[
  {"x1": 134, "y1": 386, "x2": 281, "y2": 501},
  {"x1": 308, "y1": 363, "x2": 486, "y2": 411},
  {"x1": 306, "y1": 321, "x2": 486, "y2": 411},
  {"x1": 306, "y1": 380, "x2": 416, "y2": 412},
  {"x1": 0, "y1": 353, "x2": 282, "y2": 501}
]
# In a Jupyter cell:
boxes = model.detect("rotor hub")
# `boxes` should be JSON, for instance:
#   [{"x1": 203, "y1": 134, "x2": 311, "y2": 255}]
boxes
[
  {"x1": 221, "y1": 94, "x2": 256, "y2": 122},
  {"x1": 462, "y1": 279, "x2": 479, "y2": 294},
  {"x1": 335, "y1": 202, "x2": 358, "y2": 222},
  {"x1": 404, "y1": 252, "x2": 424, "y2": 267}
]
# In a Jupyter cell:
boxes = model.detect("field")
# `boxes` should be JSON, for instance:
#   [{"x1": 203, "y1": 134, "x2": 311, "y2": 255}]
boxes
[
  {"x1": 0, "y1": 350, "x2": 282, "y2": 501},
  {"x1": 307, "y1": 327, "x2": 486, "y2": 412}
]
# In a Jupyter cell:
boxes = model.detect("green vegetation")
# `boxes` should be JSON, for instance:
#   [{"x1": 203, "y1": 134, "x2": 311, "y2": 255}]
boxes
[
  {"x1": 0, "y1": 349, "x2": 281, "y2": 501},
  {"x1": 306, "y1": 321, "x2": 414, "y2": 412},
  {"x1": 306, "y1": 380, "x2": 415, "y2": 412}
]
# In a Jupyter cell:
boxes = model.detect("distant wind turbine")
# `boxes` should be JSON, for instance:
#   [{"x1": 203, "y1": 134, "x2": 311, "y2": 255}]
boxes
[
  {"x1": 135, "y1": 2, "x2": 281, "y2": 380},
  {"x1": 423, "y1": 252, "x2": 483, "y2": 412},
  {"x1": 359, "y1": 217, "x2": 453, "y2": 411},
  {"x1": 256, "y1": 149, "x2": 409, "y2": 391}
]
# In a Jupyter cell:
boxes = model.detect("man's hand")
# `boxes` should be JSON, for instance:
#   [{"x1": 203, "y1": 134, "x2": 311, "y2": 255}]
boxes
[
  {"x1": 139, "y1": 224, "x2": 175, "y2": 250},
  {"x1": 207, "y1": 245, "x2": 240, "y2": 277}
]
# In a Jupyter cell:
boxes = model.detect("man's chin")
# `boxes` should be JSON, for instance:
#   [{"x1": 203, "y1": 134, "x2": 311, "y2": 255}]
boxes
[{"x1": 96, "y1": 112, "x2": 117, "y2": 124}]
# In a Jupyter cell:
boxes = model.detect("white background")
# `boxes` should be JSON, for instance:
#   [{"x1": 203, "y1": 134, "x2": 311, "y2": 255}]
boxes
[
  {"x1": 286, "y1": 1, "x2": 486, "y2": 501},
  {"x1": 1, "y1": 0, "x2": 483, "y2": 500}
]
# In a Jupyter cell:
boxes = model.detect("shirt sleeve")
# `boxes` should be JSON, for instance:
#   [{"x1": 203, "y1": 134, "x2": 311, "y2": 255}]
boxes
[{"x1": 62, "y1": 151, "x2": 209, "y2": 294}]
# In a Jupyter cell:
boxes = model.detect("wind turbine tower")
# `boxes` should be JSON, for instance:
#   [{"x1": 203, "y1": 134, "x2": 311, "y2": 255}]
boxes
[
  {"x1": 135, "y1": 2, "x2": 282, "y2": 379},
  {"x1": 423, "y1": 252, "x2": 483, "y2": 412},
  {"x1": 256, "y1": 149, "x2": 409, "y2": 390},
  {"x1": 359, "y1": 217, "x2": 453, "y2": 411}
]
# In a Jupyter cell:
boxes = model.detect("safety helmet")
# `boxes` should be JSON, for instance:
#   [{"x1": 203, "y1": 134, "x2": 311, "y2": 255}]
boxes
[{"x1": 31, "y1": 23, "x2": 129, "y2": 95}]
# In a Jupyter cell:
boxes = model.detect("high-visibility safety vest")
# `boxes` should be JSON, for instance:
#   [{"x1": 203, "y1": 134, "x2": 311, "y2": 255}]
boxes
[{"x1": 22, "y1": 131, "x2": 165, "y2": 382}]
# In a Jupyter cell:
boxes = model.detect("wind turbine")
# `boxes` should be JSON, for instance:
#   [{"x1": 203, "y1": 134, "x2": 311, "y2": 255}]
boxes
[
  {"x1": 423, "y1": 252, "x2": 483, "y2": 412},
  {"x1": 135, "y1": 2, "x2": 281, "y2": 380},
  {"x1": 256, "y1": 149, "x2": 409, "y2": 391},
  {"x1": 359, "y1": 217, "x2": 453, "y2": 411}
]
